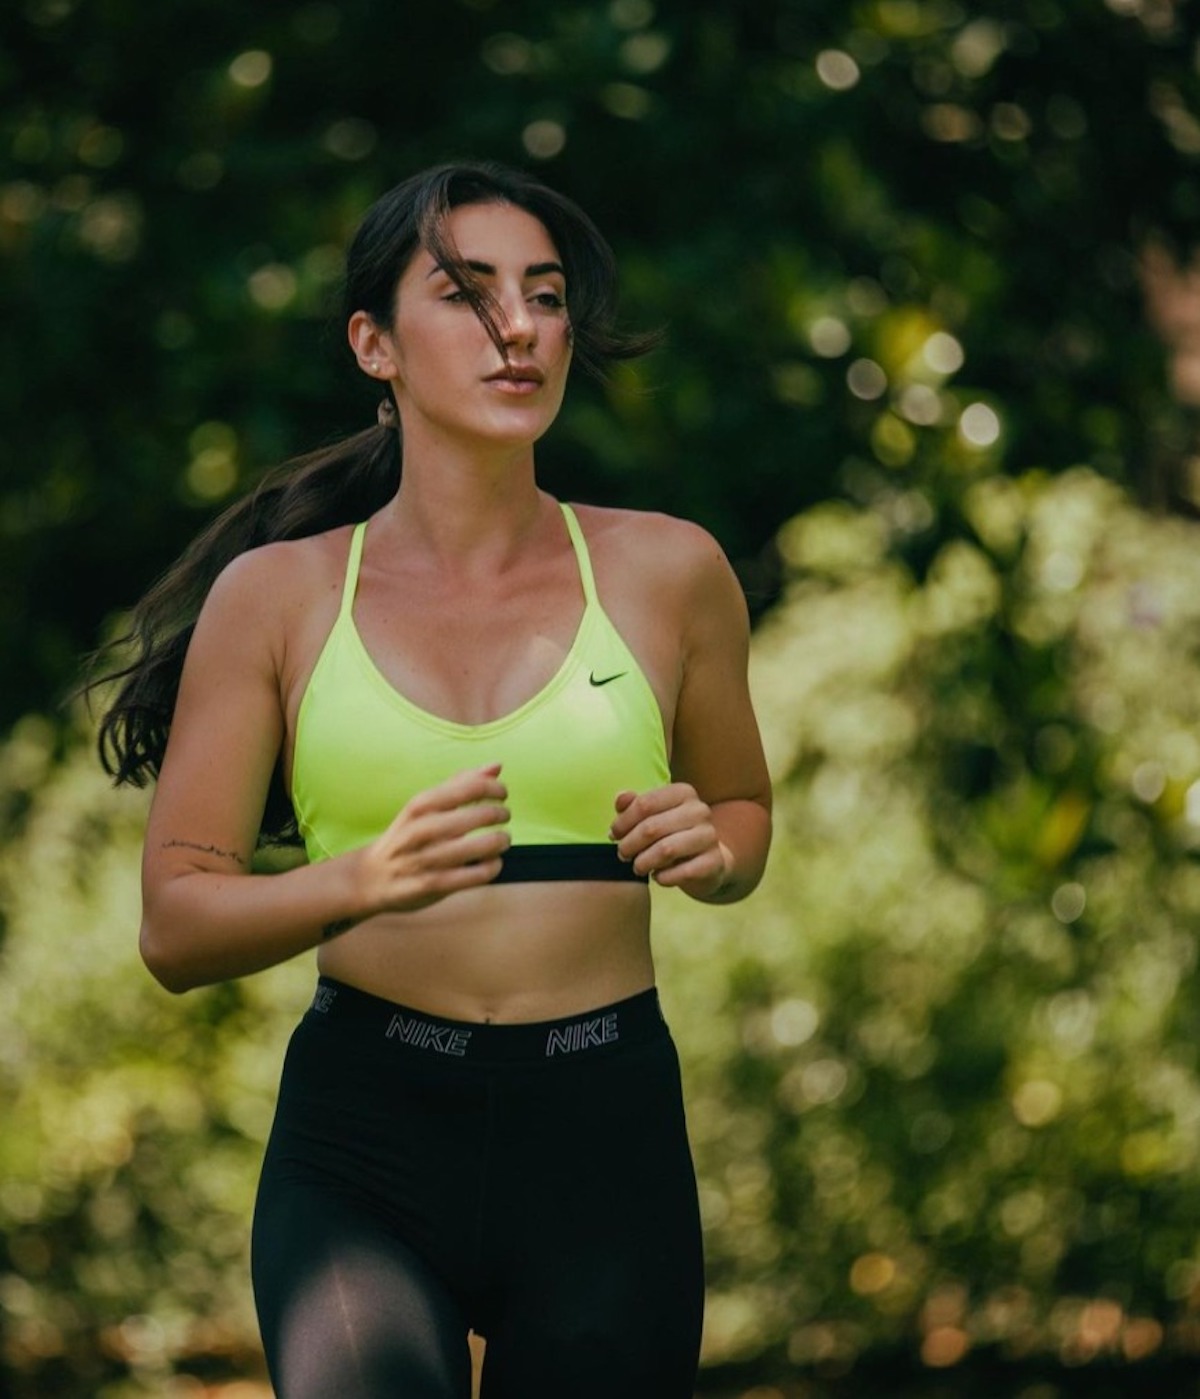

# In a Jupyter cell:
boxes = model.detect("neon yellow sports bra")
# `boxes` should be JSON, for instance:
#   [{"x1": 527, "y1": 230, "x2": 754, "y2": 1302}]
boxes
[{"x1": 290, "y1": 503, "x2": 671, "y2": 882}]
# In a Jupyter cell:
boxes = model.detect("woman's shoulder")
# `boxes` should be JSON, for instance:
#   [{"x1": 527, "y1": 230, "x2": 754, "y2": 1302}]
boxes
[
  {"x1": 571, "y1": 502, "x2": 721, "y2": 556},
  {"x1": 202, "y1": 525, "x2": 357, "y2": 630},
  {"x1": 569, "y1": 503, "x2": 734, "y2": 590},
  {"x1": 213, "y1": 525, "x2": 354, "y2": 593}
]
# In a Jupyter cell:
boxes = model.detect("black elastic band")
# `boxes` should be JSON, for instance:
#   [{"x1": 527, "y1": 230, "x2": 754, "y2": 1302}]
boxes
[
  {"x1": 306, "y1": 978, "x2": 666, "y2": 1062},
  {"x1": 490, "y1": 843, "x2": 647, "y2": 884}
]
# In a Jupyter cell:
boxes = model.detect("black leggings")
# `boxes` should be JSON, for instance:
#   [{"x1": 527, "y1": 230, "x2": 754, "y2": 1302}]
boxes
[{"x1": 251, "y1": 978, "x2": 705, "y2": 1398}]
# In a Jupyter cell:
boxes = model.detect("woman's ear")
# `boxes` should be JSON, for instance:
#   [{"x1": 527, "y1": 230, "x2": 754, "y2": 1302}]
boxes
[{"x1": 348, "y1": 310, "x2": 398, "y2": 381}]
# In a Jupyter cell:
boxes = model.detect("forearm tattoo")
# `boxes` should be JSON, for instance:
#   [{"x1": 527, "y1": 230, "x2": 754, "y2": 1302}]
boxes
[{"x1": 161, "y1": 839, "x2": 246, "y2": 866}]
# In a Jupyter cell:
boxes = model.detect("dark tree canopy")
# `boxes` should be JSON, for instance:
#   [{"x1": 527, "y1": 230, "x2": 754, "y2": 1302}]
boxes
[{"x1": 2, "y1": 0, "x2": 1198, "y2": 727}]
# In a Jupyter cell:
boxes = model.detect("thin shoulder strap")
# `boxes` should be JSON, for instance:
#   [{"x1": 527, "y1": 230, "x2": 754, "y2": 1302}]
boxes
[
  {"x1": 559, "y1": 502, "x2": 598, "y2": 607},
  {"x1": 339, "y1": 521, "x2": 368, "y2": 618}
]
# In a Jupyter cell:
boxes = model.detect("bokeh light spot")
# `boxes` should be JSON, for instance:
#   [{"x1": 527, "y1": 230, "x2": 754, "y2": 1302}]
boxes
[
  {"x1": 959, "y1": 402, "x2": 1001, "y2": 447},
  {"x1": 522, "y1": 120, "x2": 566, "y2": 158},
  {"x1": 992, "y1": 102, "x2": 1033, "y2": 141},
  {"x1": 610, "y1": 0, "x2": 655, "y2": 27},
  {"x1": 229, "y1": 50, "x2": 273, "y2": 88},
  {"x1": 899, "y1": 384, "x2": 943, "y2": 425},
  {"x1": 185, "y1": 422, "x2": 239, "y2": 502},
  {"x1": 1046, "y1": 878, "x2": 1085, "y2": 923},
  {"x1": 922, "y1": 1326, "x2": 971, "y2": 1367},
  {"x1": 922, "y1": 104, "x2": 983, "y2": 142},
  {"x1": 482, "y1": 33, "x2": 533, "y2": 75},
  {"x1": 322, "y1": 119, "x2": 377, "y2": 161},
  {"x1": 248, "y1": 263, "x2": 298, "y2": 311},
  {"x1": 619, "y1": 31, "x2": 671, "y2": 74},
  {"x1": 850, "y1": 1252, "x2": 896, "y2": 1295},
  {"x1": 1, "y1": 182, "x2": 46, "y2": 223},
  {"x1": 78, "y1": 125, "x2": 124, "y2": 169},
  {"x1": 801, "y1": 1058, "x2": 849, "y2": 1104},
  {"x1": 872, "y1": 412, "x2": 916, "y2": 467},
  {"x1": 600, "y1": 83, "x2": 654, "y2": 119},
  {"x1": 769, "y1": 998, "x2": 819, "y2": 1047},
  {"x1": 923, "y1": 331, "x2": 965, "y2": 375},
  {"x1": 951, "y1": 19, "x2": 1006, "y2": 77},
  {"x1": 1132, "y1": 761, "x2": 1166, "y2": 803},
  {"x1": 1012, "y1": 1079, "x2": 1063, "y2": 1127},
  {"x1": 816, "y1": 50, "x2": 861, "y2": 91},
  {"x1": 847, "y1": 358, "x2": 888, "y2": 400},
  {"x1": 78, "y1": 194, "x2": 142, "y2": 262},
  {"x1": 810, "y1": 316, "x2": 851, "y2": 358}
]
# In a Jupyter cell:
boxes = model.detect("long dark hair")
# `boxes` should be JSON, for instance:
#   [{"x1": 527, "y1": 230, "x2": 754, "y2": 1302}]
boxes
[{"x1": 90, "y1": 160, "x2": 658, "y2": 844}]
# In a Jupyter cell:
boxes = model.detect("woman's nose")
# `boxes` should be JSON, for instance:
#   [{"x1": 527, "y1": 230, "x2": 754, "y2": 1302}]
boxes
[{"x1": 499, "y1": 295, "x2": 536, "y2": 346}]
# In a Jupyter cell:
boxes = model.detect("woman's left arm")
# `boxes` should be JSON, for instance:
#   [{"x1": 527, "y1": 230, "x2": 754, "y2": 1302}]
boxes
[{"x1": 609, "y1": 523, "x2": 772, "y2": 904}]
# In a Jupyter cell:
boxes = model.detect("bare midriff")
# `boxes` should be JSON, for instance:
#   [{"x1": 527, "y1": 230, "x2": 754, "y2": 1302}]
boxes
[{"x1": 316, "y1": 878, "x2": 654, "y2": 1023}]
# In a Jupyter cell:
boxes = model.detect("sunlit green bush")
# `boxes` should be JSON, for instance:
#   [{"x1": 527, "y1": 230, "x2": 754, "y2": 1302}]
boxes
[
  {"x1": 656, "y1": 468, "x2": 1200, "y2": 1376},
  {"x1": 0, "y1": 726, "x2": 307, "y2": 1397}
]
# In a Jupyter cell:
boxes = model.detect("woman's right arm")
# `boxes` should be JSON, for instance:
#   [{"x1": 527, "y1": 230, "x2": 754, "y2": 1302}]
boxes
[{"x1": 138, "y1": 547, "x2": 510, "y2": 993}]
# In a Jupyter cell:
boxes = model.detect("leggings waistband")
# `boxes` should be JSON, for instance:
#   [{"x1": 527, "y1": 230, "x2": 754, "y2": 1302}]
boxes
[{"x1": 304, "y1": 977, "x2": 667, "y2": 1063}]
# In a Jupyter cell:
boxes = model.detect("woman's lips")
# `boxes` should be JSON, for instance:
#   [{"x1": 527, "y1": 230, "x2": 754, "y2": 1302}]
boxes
[{"x1": 485, "y1": 377, "x2": 542, "y2": 394}]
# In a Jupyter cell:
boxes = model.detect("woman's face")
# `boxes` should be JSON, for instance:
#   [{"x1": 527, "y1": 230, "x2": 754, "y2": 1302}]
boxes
[{"x1": 373, "y1": 200, "x2": 573, "y2": 451}]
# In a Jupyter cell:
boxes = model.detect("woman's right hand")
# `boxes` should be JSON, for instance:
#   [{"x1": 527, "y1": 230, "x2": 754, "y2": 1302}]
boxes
[{"x1": 352, "y1": 763, "x2": 511, "y2": 917}]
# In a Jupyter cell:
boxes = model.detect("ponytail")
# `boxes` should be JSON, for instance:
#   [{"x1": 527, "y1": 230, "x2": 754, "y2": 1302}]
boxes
[{"x1": 89, "y1": 414, "x2": 400, "y2": 845}]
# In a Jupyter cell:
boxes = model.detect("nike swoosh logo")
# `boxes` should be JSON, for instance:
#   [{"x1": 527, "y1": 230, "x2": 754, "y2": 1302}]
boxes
[{"x1": 589, "y1": 670, "x2": 627, "y2": 686}]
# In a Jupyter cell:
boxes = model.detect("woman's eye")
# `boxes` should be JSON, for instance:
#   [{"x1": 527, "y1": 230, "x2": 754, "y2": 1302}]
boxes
[
  {"x1": 441, "y1": 290, "x2": 469, "y2": 303},
  {"x1": 533, "y1": 292, "x2": 566, "y2": 309}
]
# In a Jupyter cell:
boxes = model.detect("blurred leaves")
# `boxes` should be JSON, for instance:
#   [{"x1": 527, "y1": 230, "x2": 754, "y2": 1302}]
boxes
[
  {"x1": 3, "y1": 0, "x2": 1200, "y2": 721},
  {"x1": 657, "y1": 468, "x2": 1200, "y2": 1377},
  {"x1": 0, "y1": 737, "x2": 308, "y2": 1395}
]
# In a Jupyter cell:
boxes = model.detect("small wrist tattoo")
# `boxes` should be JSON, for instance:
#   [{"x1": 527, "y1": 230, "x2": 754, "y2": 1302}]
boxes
[
  {"x1": 162, "y1": 839, "x2": 245, "y2": 866},
  {"x1": 322, "y1": 918, "x2": 355, "y2": 940}
]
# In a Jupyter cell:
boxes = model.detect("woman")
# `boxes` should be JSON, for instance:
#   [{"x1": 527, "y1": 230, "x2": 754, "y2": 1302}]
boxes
[{"x1": 98, "y1": 161, "x2": 771, "y2": 1398}]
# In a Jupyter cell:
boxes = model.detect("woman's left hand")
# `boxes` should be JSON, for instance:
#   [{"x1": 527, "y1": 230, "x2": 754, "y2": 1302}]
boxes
[{"x1": 608, "y1": 784, "x2": 731, "y2": 898}]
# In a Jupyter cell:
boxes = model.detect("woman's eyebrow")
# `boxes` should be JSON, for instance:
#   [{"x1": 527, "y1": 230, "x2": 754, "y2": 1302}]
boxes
[{"x1": 427, "y1": 259, "x2": 566, "y2": 279}]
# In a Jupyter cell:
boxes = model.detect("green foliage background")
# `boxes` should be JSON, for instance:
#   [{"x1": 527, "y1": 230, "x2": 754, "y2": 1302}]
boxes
[{"x1": 4, "y1": 0, "x2": 1200, "y2": 1394}]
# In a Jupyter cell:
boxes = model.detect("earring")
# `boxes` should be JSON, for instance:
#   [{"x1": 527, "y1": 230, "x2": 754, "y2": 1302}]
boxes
[{"x1": 370, "y1": 361, "x2": 380, "y2": 372}]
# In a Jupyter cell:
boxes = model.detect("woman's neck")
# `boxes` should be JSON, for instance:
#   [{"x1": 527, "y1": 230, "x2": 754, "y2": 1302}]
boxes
[{"x1": 371, "y1": 441, "x2": 550, "y2": 577}]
